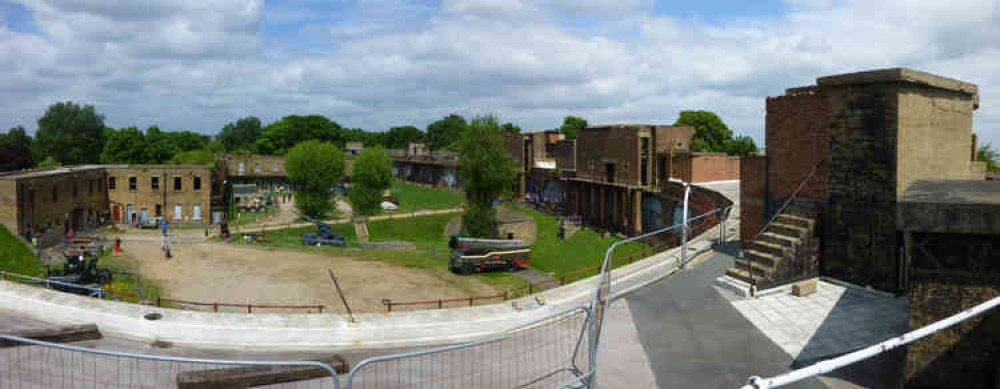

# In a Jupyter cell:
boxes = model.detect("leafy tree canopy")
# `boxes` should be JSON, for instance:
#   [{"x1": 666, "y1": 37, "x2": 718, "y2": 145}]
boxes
[
  {"x1": 725, "y1": 135, "x2": 759, "y2": 157},
  {"x1": 978, "y1": 141, "x2": 1000, "y2": 173},
  {"x1": 501, "y1": 122, "x2": 522, "y2": 134},
  {"x1": 36, "y1": 156, "x2": 60, "y2": 168},
  {"x1": 559, "y1": 116, "x2": 587, "y2": 140},
  {"x1": 168, "y1": 149, "x2": 216, "y2": 166},
  {"x1": 285, "y1": 141, "x2": 345, "y2": 217},
  {"x1": 427, "y1": 114, "x2": 468, "y2": 150},
  {"x1": 101, "y1": 126, "x2": 147, "y2": 164},
  {"x1": 254, "y1": 115, "x2": 346, "y2": 155},
  {"x1": 0, "y1": 126, "x2": 33, "y2": 171},
  {"x1": 458, "y1": 115, "x2": 517, "y2": 237},
  {"x1": 219, "y1": 117, "x2": 262, "y2": 152},
  {"x1": 674, "y1": 110, "x2": 734, "y2": 152},
  {"x1": 348, "y1": 147, "x2": 394, "y2": 216},
  {"x1": 35, "y1": 101, "x2": 106, "y2": 165},
  {"x1": 384, "y1": 125, "x2": 425, "y2": 149}
]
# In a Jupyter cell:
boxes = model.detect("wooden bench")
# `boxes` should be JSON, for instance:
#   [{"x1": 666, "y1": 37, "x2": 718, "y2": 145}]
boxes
[{"x1": 176, "y1": 356, "x2": 347, "y2": 388}]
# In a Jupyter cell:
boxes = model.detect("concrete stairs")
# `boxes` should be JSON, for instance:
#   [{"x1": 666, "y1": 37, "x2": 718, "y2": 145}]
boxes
[{"x1": 726, "y1": 203, "x2": 819, "y2": 287}]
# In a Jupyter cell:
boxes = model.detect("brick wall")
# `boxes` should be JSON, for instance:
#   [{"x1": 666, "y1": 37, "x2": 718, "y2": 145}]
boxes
[
  {"x1": 107, "y1": 166, "x2": 213, "y2": 225},
  {"x1": 575, "y1": 126, "x2": 641, "y2": 185},
  {"x1": 765, "y1": 91, "x2": 829, "y2": 200},
  {"x1": 822, "y1": 83, "x2": 900, "y2": 291},
  {"x1": 906, "y1": 232, "x2": 1000, "y2": 388},
  {"x1": 690, "y1": 155, "x2": 740, "y2": 183},
  {"x1": 740, "y1": 156, "x2": 767, "y2": 242}
]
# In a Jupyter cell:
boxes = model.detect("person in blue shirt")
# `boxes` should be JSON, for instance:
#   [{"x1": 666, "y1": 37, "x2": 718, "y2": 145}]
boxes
[{"x1": 160, "y1": 218, "x2": 168, "y2": 236}]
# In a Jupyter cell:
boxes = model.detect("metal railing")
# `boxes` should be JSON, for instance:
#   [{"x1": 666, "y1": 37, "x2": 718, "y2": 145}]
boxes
[
  {"x1": 0, "y1": 333, "x2": 341, "y2": 388},
  {"x1": 0, "y1": 270, "x2": 106, "y2": 297},
  {"x1": 742, "y1": 293, "x2": 1000, "y2": 389},
  {"x1": 745, "y1": 161, "x2": 822, "y2": 289},
  {"x1": 343, "y1": 306, "x2": 591, "y2": 389}
]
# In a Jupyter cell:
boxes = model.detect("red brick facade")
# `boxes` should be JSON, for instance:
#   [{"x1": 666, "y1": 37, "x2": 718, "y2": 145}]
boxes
[{"x1": 764, "y1": 89, "x2": 829, "y2": 200}]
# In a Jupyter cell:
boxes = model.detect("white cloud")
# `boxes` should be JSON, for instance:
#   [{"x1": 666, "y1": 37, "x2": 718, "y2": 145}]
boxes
[{"x1": 0, "y1": 0, "x2": 998, "y2": 149}]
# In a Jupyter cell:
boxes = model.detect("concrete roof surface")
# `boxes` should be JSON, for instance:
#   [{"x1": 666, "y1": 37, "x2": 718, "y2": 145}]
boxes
[
  {"x1": 817, "y1": 67, "x2": 978, "y2": 98},
  {"x1": 901, "y1": 180, "x2": 1000, "y2": 205}
]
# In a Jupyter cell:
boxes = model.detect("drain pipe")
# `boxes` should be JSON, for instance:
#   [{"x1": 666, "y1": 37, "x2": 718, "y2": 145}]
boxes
[{"x1": 680, "y1": 183, "x2": 690, "y2": 268}]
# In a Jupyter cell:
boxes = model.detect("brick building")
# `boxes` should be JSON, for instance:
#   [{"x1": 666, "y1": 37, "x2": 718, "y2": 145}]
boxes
[
  {"x1": 0, "y1": 166, "x2": 109, "y2": 244},
  {"x1": 216, "y1": 154, "x2": 288, "y2": 200},
  {"x1": 388, "y1": 143, "x2": 461, "y2": 188},
  {"x1": 737, "y1": 68, "x2": 985, "y2": 292},
  {"x1": 105, "y1": 165, "x2": 216, "y2": 226}
]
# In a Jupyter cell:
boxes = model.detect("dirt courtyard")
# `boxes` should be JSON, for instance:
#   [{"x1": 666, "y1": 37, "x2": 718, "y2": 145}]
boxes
[{"x1": 112, "y1": 234, "x2": 500, "y2": 314}]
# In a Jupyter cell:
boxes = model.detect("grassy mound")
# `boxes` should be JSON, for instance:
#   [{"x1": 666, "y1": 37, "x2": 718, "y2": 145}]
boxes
[{"x1": 0, "y1": 225, "x2": 44, "y2": 276}]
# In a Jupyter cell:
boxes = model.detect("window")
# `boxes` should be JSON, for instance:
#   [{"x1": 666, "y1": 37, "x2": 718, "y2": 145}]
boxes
[
  {"x1": 108, "y1": 177, "x2": 117, "y2": 191},
  {"x1": 173, "y1": 204, "x2": 182, "y2": 220},
  {"x1": 174, "y1": 177, "x2": 182, "y2": 191},
  {"x1": 73, "y1": 182, "x2": 78, "y2": 198},
  {"x1": 255, "y1": 163, "x2": 261, "y2": 172},
  {"x1": 155, "y1": 204, "x2": 162, "y2": 217},
  {"x1": 89, "y1": 180, "x2": 93, "y2": 193},
  {"x1": 588, "y1": 160, "x2": 595, "y2": 171},
  {"x1": 193, "y1": 176, "x2": 201, "y2": 191},
  {"x1": 193, "y1": 205, "x2": 202, "y2": 220},
  {"x1": 151, "y1": 177, "x2": 159, "y2": 191},
  {"x1": 238, "y1": 162, "x2": 245, "y2": 174},
  {"x1": 52, "y1": 186, "x2": 58, "y2": 202},
  {"x1": 272, "y1": 162, "x2": 278, "y2": 172},
  {"x1": 128, "y1": 177, "x2": 137, "y2": 192}
]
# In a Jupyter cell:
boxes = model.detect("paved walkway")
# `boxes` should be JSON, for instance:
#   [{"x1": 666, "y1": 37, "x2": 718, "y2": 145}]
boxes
[{"x1": 624, "y1": 249, "x2": 826, "y2": 388}]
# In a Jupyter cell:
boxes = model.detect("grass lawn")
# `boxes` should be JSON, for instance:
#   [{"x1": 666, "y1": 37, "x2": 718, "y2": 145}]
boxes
[
  {"x1": 367, "y1": 213, "x2": 455, "y2": 250},
  {"x1": 0, "y1": 225, "x2": 44, "y2": 276},
  {"x1": 519, "y1": 207, "x2": 648, "y2": 282},
  {"x1": 389, "y1": 181, "x2": 465, "y2": 213}
]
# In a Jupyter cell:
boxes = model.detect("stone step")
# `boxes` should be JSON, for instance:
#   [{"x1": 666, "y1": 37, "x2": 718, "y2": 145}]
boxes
[
  {"x1": 768, "y1": 222, "x2": 808, "y2": 238},
  {"x1": 725, "y1": 267, "x2": 770, "y2": 285},
  {"x1": 786, "y1": 204, "x2": 820, "y2": 219},
  {"x1": 745, "y1": 249, "x2": 782, "y2": 268},
  {"x1": 760, "y1": 232, "x2": 800, "y2": 247},
  {"x1": 775, "y1": 213, "x2": 815, "y2": 229},
  {"x1": 747, "y1": 240, "x2": 789, "y2": 257},
  {"x1": 734, "y1": 257, "x2": 774, "y2": 276}
]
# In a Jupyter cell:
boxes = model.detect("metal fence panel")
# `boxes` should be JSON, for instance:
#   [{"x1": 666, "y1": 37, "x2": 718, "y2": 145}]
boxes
[
  {"x1": 345, "y1": 307, "x2": 590, "y2": 389},
  {"x1": 0, "y1": 335, "x2": 340, "y2": 389}
]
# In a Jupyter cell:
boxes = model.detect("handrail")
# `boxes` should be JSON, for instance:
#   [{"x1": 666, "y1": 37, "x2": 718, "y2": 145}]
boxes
[{"x1": 746, "y1": 161, "x2": 823, "y2": 288}]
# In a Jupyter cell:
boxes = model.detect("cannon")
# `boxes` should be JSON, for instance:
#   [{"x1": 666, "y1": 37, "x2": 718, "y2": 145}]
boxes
[
  {"x1": 45, "y1": 254, "x2": 112, "y2": 297},
  {"x1": 299, "y1": 214, "x2": 346, "y2": 247},
  {"x1": 448, "y1": 236, "x2": 531, "y2": 274}
]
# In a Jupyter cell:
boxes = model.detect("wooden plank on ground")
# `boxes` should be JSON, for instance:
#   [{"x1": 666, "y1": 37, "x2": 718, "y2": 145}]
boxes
[
  {"x1": 176, "y1": 356, "x2": 348, "y2": 389},
  {"x1": 0, "y1": 324, "x2": 102, "y2": 348}
]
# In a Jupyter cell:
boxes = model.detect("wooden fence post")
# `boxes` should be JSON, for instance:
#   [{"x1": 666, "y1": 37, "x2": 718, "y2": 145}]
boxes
[
  {"x1": 469, "y1": 296, "x2": 474, "y2": 306},
  {"x1": 248, "y1": 304, "x2": 252, "y2": 314},
  {"x1": 438, "y1": 299, "x2": 443, "y2": 309},
  {"x1": 213, "y1": 302, "x2": 218, "y2": 312},
  {"x1": 157, "y1": 296, "x2": 161, "y2": 307}
]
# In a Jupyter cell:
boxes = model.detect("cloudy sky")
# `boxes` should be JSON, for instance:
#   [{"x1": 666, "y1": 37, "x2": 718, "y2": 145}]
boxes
[{"x1": 1, "y1": 0, "x2": 998, "y2": 147}]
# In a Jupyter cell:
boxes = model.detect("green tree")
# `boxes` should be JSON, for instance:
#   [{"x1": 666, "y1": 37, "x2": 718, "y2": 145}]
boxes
[
  {"x1": 219, "y1": 117, "x2": 262, "y2": 152},
  {"x1": 348, "y1": 147, "x2": 394, "y2": 216},
  {"x1": 36, "y1": 156, "x2": 60, "y2": 168},
  {"x1": 725, "y1": 135, "x2": 759, "y2": 156},
  {"x1": 205, "y1": 140, "x2": 225, "y2": 154},
  {"x1": 385, "y1": 126, "x2": 425, "y2": 149},
  {"x1": 143, "y1": 126, "x2": 180, "y2": 164},
  {"x1": 458, "y1": 115, "x2": 518, "y2": 237},
  {"x1": 168, "y1": 149, "x2": 216, "y2": 166},
  {"x1": 255, "y1": 115, "x2": 346, "y2": 155},
  {"x1": 674, "y1": 110, "x2": 734, "y2": 152},
  {"x1": 501, "y1": 122, "x2": 522, "y2": 134},
  {"x1": 35, "y1": 101, "x2": 106, "y2": 164},
  {"x1": 978, "y1": 142, "x2": 1000, "y2": 173},
  {"x1": 101, "y1": 127, "x2": 148, "y2": 164},
  {"x1": 285, "y1": 141, "x2": 345, "y2": 217},
  {"x1": 559, "y1": 116, "x2": 587, "y2": 140},
  {"x1": 169, "y1": 131, "x2": 206, "y2": 152},
  {"x1": 0, "y1": 126, "x2": 33, "y2": 171},
  {"x1": 427, "y1": 114, "x2": 468, "y2": 150}
]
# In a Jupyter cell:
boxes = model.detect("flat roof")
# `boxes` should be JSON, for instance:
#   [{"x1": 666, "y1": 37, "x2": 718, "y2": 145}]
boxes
[
  {"x1": 0, "y1": 165, "x2": 106, "y2": 180},
  {"x1": 103, "y1": 164, "x2": 212, "y2": 170},
  {"x1": 901, "y1": 180, "x2": 1000, "y2": 206},
  {"x1": 817, "y1": 68, "x2": 978, "y2": 98}
]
